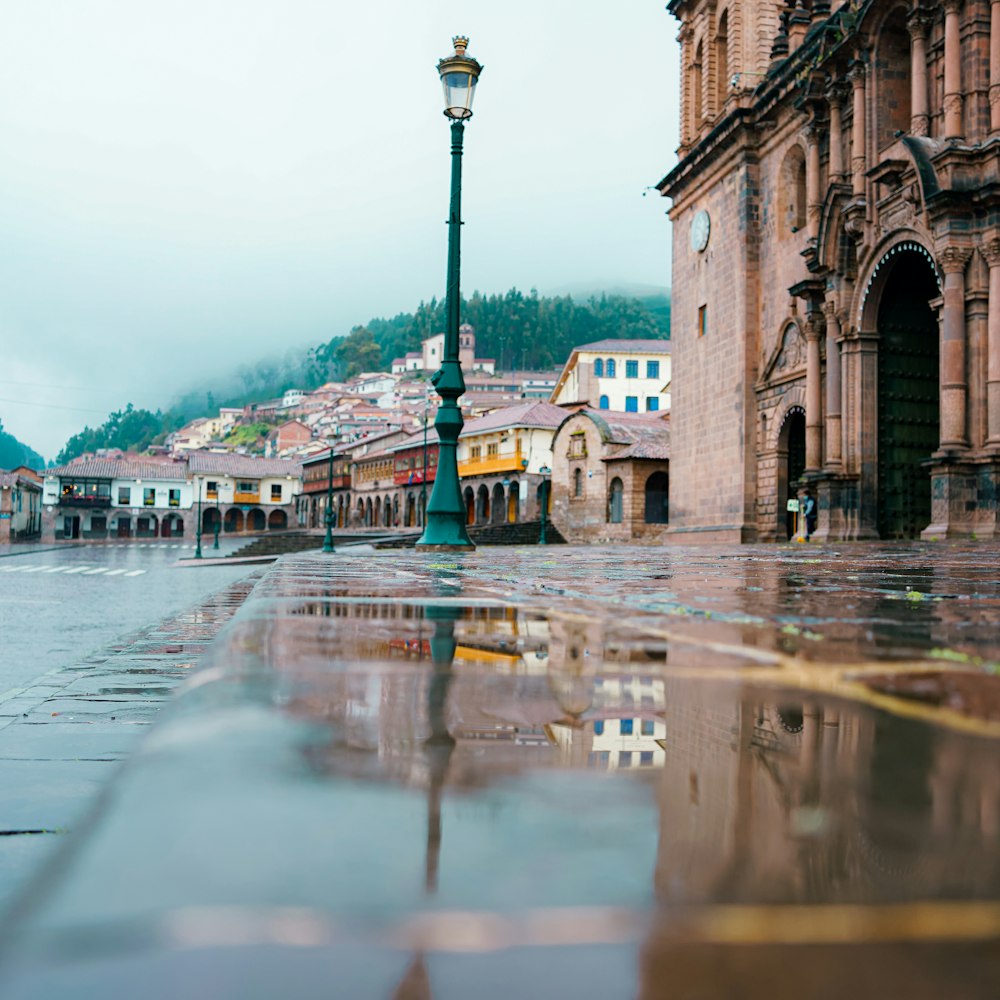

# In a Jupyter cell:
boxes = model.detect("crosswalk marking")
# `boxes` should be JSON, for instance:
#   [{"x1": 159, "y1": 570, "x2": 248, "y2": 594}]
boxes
[
  {"x1": 0, "y1": 564, "x2": 32, "y2": 573},
  {"x1": 23, "y1": 565, "x2": 49, "y2": 573},
  {"x1": 62, "y1": 566, "x2": 92, "y2": 574},
  {"x1": 0, "y1": 563, "x2": 148, "y2": 578},
  {"x1": 41, "y1": 566, "x2": 68, "y2": 573},
  {"x1": 124, "y1": 569, "x2": 146, "y2": 577},
  {"x1": 81, "y1": 567, "x2": 109, "y2": 575},
  {"x1": 103, "y1": 568, "x2": 127, "y2": 576}
]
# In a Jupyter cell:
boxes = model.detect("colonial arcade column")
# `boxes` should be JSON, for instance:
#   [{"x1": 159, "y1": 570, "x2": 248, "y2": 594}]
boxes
[
  {"x1": 907, "y1": 10, "x2": 931, "y2": 137},
  {"x1": 983, "y1": 238, "x2": 1000, "y2": 448},
  {"x1": 938, "y1": 246, "x2": 973, "y2": 451},
  {"x1": 824, "y1": 300, "x2": 843, "y2": 468},
  {"x1": 943, "y1": 0, "x2": 964, "y2": 140}
]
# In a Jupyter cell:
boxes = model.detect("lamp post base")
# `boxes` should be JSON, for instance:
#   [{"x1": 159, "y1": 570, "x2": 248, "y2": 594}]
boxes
[{"x1": 415, "y1": 542, "x2": 475, "y2": 552}]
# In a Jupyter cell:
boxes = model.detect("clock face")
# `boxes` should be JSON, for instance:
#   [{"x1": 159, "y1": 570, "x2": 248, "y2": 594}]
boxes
[{"x1": 690, "y1": 209, "x2": 711, "y2": 253}]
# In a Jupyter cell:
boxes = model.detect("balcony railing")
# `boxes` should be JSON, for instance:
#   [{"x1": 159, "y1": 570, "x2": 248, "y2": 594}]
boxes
[
  {"x1": 60, "y1": 495, "x2": 112, "y2": 508},
  {"x1": 458, "y1": 454, "x2": 524, "y2": 478},
  {"x1": 233, "y1": 492, "x2": 260, "y2": 504}
]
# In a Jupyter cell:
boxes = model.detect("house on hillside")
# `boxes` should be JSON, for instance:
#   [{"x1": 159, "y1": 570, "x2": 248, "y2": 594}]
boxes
[
  {"x1": 0, "y1": 467, "x2": 42, "y2": 542},
  {"x1": 550, "y1": 339, "x2": 672, "y2": 413}
]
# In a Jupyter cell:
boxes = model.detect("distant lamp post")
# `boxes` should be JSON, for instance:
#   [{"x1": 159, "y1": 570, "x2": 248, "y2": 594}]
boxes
[
  {"x1": 323, "y1": 445, "x2": 336, "y2": 553},
  {"x1": 421, "y1": 384, "x2": 430, "y2": 527},
  {"x1": 538, "y1": 465, "x2": 551, "y2": 545},
  {"x1": 194, "y1": 477, "x2": 203, "y2": 559},
  {"x1": 417, "y1": 35, "x2": 483, "y2": 551}
]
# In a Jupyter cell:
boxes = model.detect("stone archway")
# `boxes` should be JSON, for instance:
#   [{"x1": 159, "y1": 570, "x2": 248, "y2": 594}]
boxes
[
  {"x1": 246, "y1": 508, "x2": 266, "y2": 532},
  {"x1": 464, "y1": 487, "x2": 475, "y2": 525},
  {"x1": 476, "y1": 484, "x2": 490, "y2": 525},
  {"x1": 268, "y1": 510, "x2": 287, "y2": 530},
  {"x1": 777, "y1": 406, "x2": 806, "y2": 540},
  {"x1": 872, "y1": 248, "x2": 940, "y2": 538},
  {"x1": 507, "y1": 480, "x2": 520, "y2": 523},
  {"x1": 224, "y1": 508, "x2": 243, "y2": 533},
  {"x1": 491, "y1": 483, "x2": 506, "y2": 524}
]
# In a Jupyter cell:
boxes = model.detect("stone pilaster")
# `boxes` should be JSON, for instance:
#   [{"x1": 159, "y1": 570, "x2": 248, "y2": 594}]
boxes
[
  {"x1": 805, "y1": 123, "x2": 823, "y2": 242},
  {"x1": 849, "y1": 61, "x2": 867, "y2": 197},
  {"x1": 982, "y1": 238, "x2": 1000, "y2": 449},
  {"x1": 937, "y1": 246, "x2": 973, "y2": 452},
  {"x1": 943, "y1": 0, "x2": 964, "y2": 140},
  {"x1": 824, "y1": 300, "x2": 843, "y2": 469},
  {"x1": 992, "y1": 0, "x2": 1000, "y2": 132},
  {"x1": 826, "y1": 83, "x2": 846, "y2": 180},
  {"x1": 906, "y1": 10, "x2": 931, "y2": 137}
]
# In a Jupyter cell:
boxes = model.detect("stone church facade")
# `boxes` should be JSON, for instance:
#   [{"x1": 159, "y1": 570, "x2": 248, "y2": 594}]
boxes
[{"x1": 658, "y1": 0, "x2": 1000, "y2": 541}]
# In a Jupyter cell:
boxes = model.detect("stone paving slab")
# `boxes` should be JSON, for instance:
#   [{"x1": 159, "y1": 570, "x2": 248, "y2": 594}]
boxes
[{"x1": 1, "y1": 544, "x2": 999, "y2": 998}]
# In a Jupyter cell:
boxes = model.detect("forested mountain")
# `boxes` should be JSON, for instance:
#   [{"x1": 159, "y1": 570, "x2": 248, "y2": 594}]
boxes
[
  {"x1": 56, "y1": 288, "x2": 670, "y2": 462},
  {"x1": 0, "y1": 419, "x2": 45, "y2": 469}
]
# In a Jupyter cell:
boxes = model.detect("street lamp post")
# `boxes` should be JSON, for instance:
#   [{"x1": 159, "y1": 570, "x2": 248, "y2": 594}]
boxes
[
  {"x1": 538, "y1": 466, "x2": 551, "y2": 545},
  {"x1": 417, "y1": 35, "x2": 483, "y2": 551},
  {"x1": 421, "y1": 385, "x2": 430, "y2": 527},
  {"x1": 323, "y1": 445, "x2": 336, "y2": 553},
  {"x1": 194, "y1": 477, "x2": 203, "y2": 559},
  {"x1": 212, "y1": 485, "x2": 220, "y2": 550}
]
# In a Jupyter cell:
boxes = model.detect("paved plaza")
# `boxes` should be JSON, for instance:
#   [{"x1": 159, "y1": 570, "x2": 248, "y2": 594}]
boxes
[{"x1": 1, "y1": 542, "x2": 999, "y2": 997}]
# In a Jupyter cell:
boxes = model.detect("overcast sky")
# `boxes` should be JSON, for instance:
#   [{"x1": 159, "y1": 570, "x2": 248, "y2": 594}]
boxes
[{"x1": 0, "y1": 1, "x2": 680, "y2": 459}]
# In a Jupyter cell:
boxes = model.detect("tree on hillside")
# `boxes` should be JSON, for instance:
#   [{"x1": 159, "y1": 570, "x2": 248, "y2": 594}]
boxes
[
  {"x1": 328, "y1": 325, "x2": 382, "y2": 379},
  {"x1": 56, "y1": 404, "x2": 171, "y2": 465},
  {"x1": 0, "y1": 418, "x2": 44, "y2": 469}
]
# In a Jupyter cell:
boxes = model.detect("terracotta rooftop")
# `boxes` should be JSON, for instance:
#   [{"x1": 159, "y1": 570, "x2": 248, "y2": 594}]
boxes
[
  {"x1": 47, "y1": 459, "x2": 189, "y2": 481},
  {"x1": 460, "y1": 401, "x2": 566, "y2": 436},
  {"x1": 187, "y1": 453, "x2": 302, "y2": 477}
]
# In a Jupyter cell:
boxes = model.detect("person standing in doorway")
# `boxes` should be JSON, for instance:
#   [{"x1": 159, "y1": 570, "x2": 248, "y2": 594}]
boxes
[{"x1": 802, "y1": 489, "x2": 817, "y2": 540}]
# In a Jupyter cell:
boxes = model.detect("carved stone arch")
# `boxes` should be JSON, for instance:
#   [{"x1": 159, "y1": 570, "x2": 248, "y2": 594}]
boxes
[
  {"x1": 817, "y1": 183, "x2": 854, "y2": 276},
  {"x1": 762, "y1": 318, "x2": 805, "y2": 383},
  {"x1": 769, "y1": 389, "x2": 807, "y2": 452},
  {"x1": 855, "y1": 232, "x2": 940, "y2": 333}
]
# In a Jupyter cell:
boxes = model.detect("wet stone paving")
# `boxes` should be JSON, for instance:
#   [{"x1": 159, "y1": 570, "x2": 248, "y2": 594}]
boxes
[{"x1": 1, "y1": 542, "x2": 1000, "y2": 998}]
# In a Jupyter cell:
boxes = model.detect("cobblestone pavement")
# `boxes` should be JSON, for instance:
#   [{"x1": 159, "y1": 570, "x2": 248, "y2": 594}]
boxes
[
  {"x1": 1, "y1": 543, "x2": 999, "y2": 999},
  {"x1": 0, "y1": 570, "x2": 264, "y2": 905}
]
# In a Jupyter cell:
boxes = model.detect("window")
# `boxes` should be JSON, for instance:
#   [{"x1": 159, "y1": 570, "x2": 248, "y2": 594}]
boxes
[
  {"x1": 593, "y1": 358, "x2": 604, "y2": 377},
  {"x1": 487, "y1": 442, "x2": 499, "y2": 458},
  {"x1": 471, "y1": 445, "x2": 482, "y2": 460},
  {"x1": 207, "y1": 480, "x2": 218, "y2": 495},
  {"x1": 647, "y1": 360, "x2": 660, "y2": 379},
  {"x1": 640, "y1": 751, "x2": 654, "y2": 766},
  {"x1": 91, "y1": 516, "x2": 107, "y2": 532},
  {"x1": 599, "y1": 395, "x2": 609, "y2": 410},
  {"x1": 594, "y1": 720, "x2": 605, "y2": 736},
  {"x1": 698, "y1": 304, "x2": 707, "y2": 338},
  {"x1": 646, "y1": 397, "x2": 659, "y2": 412},
  {"x1": 625, "y1": 359, "x2": 639, "y2": 379},
  {"x1": 620, "y1": 718, "x2": 634, "y2": 735},
  {"x1": 625, "y1": 396, "x2": 638, "y2": 412},
  {"x1": 118, "y1": 487, "x2": 130, "y2": 505},
  {"x1": 606, "y1": 358, "x2": 616, "y2": 378},
  {"x1": 237, "y1": 481, "x2": 256, "y2": 494},
  {"x1": 143, "y1": 488, "x2": 155, "y2": 506},
  {"x1": 573, "y1": 467, "x2": 583, "y2": 499},
  {"x1": 568, "y1": 432, "x2": 587, "y2": 459},
  {"x1": 619, "y1": 751, "x2": 633, "y2": 767},
  {"x1": 609, "y1": 477, "x2": 624, "y2": 523},
  {"x1": 641, "y1": 719, "x2": 655, "y2": 736},
  {"x1": 168, "y1": 489, "x2": 181, "y2": 507},
  {"x1": 271, "y1": 484, "x2": 282, "y2": 501}
]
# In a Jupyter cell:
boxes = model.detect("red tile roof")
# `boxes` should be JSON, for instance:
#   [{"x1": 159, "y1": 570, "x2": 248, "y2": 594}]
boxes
[
  {"x1": 460, "y1": 401, "x2": 566, "y2": 436},
  {"x1": 187, "y1": 452, "x2": 302, "y2": 477}
]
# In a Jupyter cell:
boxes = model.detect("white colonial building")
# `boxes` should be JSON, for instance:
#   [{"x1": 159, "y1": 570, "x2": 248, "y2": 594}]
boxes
[{"x1": 550, "y1": 339, "x2": 672, "y2": 414}]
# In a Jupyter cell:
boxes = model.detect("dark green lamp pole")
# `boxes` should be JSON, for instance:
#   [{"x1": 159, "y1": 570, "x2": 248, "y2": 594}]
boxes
[
  {"x1": 322, "y1": 445, "x2": 336, "y2": 553},
  {"x1": 194, "y1": 477, "x2": 203, "y2": 559},
  {"x1": 538, "y1": 465, "x2": 550, "y2": 545},
  {"x1": 420, "y1": 386, "x2": 430, "y2": 526},
  {"x1": 212, "y1": 487, "x2": 220, "y2": 550},
  {"x1": 417, "y1": 35, "x2": 483, "y2": 551}
]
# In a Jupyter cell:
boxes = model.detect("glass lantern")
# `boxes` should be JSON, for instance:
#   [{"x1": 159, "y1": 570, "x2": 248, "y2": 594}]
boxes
[{"x1": 437, "y1": 36, "x2": 483, "y2": 120}]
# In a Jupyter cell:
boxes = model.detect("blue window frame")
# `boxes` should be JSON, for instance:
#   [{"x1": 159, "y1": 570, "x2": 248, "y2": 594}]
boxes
[
  {"x1": 593, "y1": 358, "x2": 603, "y2": 377},
  {"x1": 625, "y1": 396, "x2": 638, "y2": 412},
  {"x1": 594, "y1": 720, "x2": 604, "y2": 735},
  {"x1": 640, "y1": 751, "x2": 654, "y2": 765},
  {"x1": 646, "y1": 397, "x2": 659, "y2": 411},
  {"x1": 599, "y1": 395, "x2": 609, "y2": 410},
  {"x1": 647, "y1": 360, "x2": 660, "y2": 379},
  {"x1": 620, "y1": 718, "x2": 634, "y2": 735},
  {"x1": 606, "y1": 358, "x2": 616, "y2": 377},
  {"x1": 625, "y1": 359, "x2": 639, "y2": 378}
]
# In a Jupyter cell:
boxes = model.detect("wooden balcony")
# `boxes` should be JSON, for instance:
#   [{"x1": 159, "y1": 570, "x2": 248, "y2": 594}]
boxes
[
  {"x1": 458, "y1": 454, "x2": 524, "y2": 478},
  {"x1": 233, "y1": 492, "x2": 260, "y2": 504}
]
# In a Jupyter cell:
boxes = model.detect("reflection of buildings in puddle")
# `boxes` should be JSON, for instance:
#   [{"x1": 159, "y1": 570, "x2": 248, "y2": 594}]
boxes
[{"x1": 651, "y1": 682, "x2": 1000, "y2": 907}]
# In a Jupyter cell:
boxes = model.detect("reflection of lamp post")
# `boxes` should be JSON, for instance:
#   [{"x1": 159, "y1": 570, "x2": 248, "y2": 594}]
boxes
[
  {"x1": 421, "y1": 385, "x2": 430, "y2": 527},
  {"x1": 212, "y1": 483, "x2": 220, "y2": 550},
  {"x1": 194, "y1": 477, "x2": 203, "y2": 559},
  {"x1": 417, "y1": 35, "x2": 483, "y2": 551},
  {"x1": 323, "y1": 445, "x2": 335, "y2": 554},
  {"x1": 538, "y1": 465, "x2": 550, "y2": 545}
]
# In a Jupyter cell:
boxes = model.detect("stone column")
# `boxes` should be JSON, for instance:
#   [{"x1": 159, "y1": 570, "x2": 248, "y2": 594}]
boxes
[
  {"x1": 938, "y1": 246, "x2": 973, "y2": 450},
  {"x1": 805, "y1": 124, "x2": 822, "y2": 240},
  {"x1": 943, "y1": 0, "x2": 964, "y2": 140},
  {"x1": 827, "y1": 85, "x2": 844, "y2": 179},
  {"x1": 805, "y1": 318, "x2": 823, "y2": 472},
  {"x1": 983, "y1": 238, "x2": 1000, "y2": 447},
  {"x1": 849, "y1": 61, "x2": 866, "y2": 197},
  {"x1": 907, "y1": 11, "x2": 931, "y2": 137},
  {"x1": 991, "y1": 0, "x2": 1000, "y2": 132},
  {"x1": 824, "y1": 300, "x2": 843, "y2": 468}
]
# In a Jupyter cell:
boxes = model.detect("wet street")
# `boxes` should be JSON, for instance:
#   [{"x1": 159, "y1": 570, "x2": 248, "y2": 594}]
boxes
[
  {"x1": 1, "y1": 542, "x2": 998, "y2": 998},
  {"x1": 0, "y1": 541, "x2": 259, "y2": 694}
]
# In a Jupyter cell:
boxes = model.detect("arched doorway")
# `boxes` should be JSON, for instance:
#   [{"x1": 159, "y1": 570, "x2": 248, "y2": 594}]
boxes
[
  {"x1": 268, "y1": 510, "x2": 287, "y2": 530},
  {"x1": 644, "y1": 471, "x2": 669, "y2": 524},
  {"x1": 476, "y1": 484, "x2": 490, "y2": 524},
  {"x1": 405, "y1": 493, "x2": 416, "y2": 527},
  {"x1": 491, "y1": 483, "x2": 506, "y2": 524},
  {"x1": 608, "y1": 478, "x2": 624, "y2": 524},
  {"x1": 875, "y1": 249, "x2": 939, "y2": 538},
  {"x1": 162, "y1": 513, "x2": 185, "y2": 538},
  {"x1": 247, "y1": 508, "x2": 266, "y2": 532},
  {"x1": 464, "y1": 487, "x2": 475, "y2": 525},
  {"x1": 224, "y1": 508, "x2": 243, "y2": 533},
  {"x1": 778, "y1": 407, "x2": 806, "y2": 540},
  {"x1": 365, "y1": 497, "x2": 373, "y2": 526},
  {"x1": 202, "y1": 507, "x2": 221, "y2": 534},
  {"x1": 507, "y1": 481, "x2": 520, "y2": 523}
]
